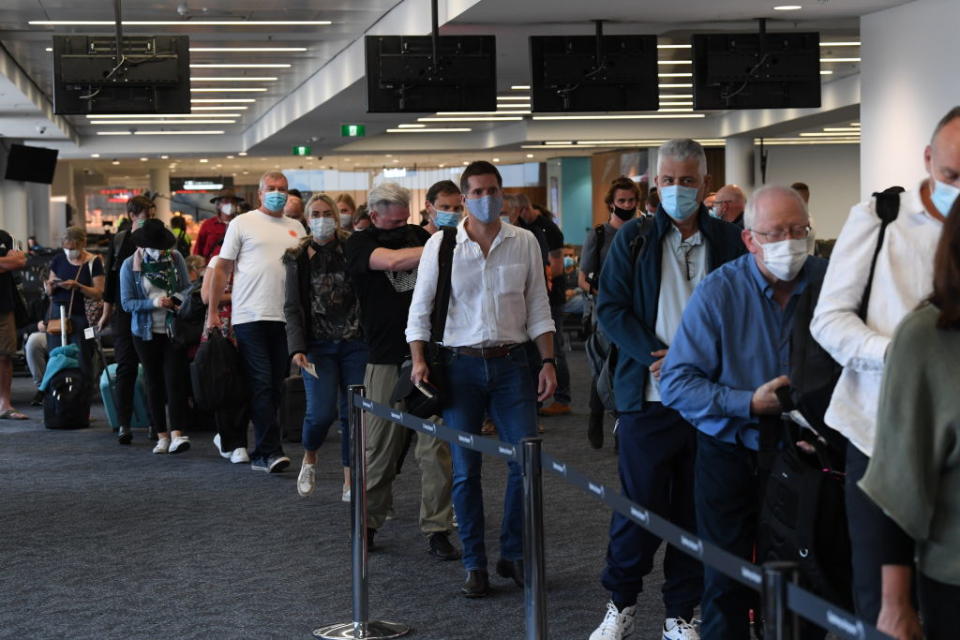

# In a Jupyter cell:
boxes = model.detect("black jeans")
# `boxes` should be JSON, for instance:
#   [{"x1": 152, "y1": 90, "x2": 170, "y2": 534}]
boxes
[
  {"x1": 111, "y1": 308, "x2": 140, "y2": 428},
  {"x1": 919, "y1": 572, "x2": 960, "y2": 640},
  {"x1": 132, "y1": 333, "x2": 190, "y2": 434}
]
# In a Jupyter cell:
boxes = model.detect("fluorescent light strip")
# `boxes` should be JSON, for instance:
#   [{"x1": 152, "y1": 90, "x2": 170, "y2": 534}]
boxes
[
  {"x1": 190, "y1": 47, "x2": 307, "y2": 52},
  {"x1": 98, "y1": 130, "x2": 225, "y2": 135},
  {"x1": 86, "y1": 113, "x2": 237, "y2": 118},
  {"x1": 190, "y1": 76, "x2": 277, "y2": 81},
  {"x1": 823, "y1": 127, "x2": 861, "y2": 132},
  {"x1": 819, "y1": 42, "x2": 861, "y2": 46},
  {"x1": 533, "y1": 114, "x2": 705, "y2": 121},
  {"x1": 658, "y1": 72, "x2": 693, "y2": 77},
  {"x1": 396, "y1": 124, "x2": 426, "y2": 128},
  {"x1": 820, "y1": 70, "x2": 834, "y2": 75},
  {"x1": 191, "y1": 98, "x2": 256, "y2": 103},
  {"x1": 658, "y1": 83, "x2": 693, "y2": 88},
  {"x1": 658, "y1": 108, "x2": 694, "y2": 112},
  {"x1": 386, "y1": 128, "x2": 472, "y2": 133},
  {"x1": 190, "y1": 88, "x2": 267, "y2": 92},
  {"x1": 799, "y1": 132, "x2": 861, "y2": 137},
  {"x1": 657, "y1": 44, "x2": 692, "y2": 49},
  {"x1": 657, "y1": 60, "x2": 692, "y2": 65},
  {"x1": 90, "y1": 120, "x2": 235, "y2": 125},
  {"x1": 434, "y1": 111, "x2": 531, "y2": 116},
  {"x1": 511, "y1": 85, "x2": 531, "y2": 90},
  {"x1": 659, "y1": 102, "x2": 694, "y2": 107},
  {"x1": 497, "y1": 96, "x2": 531, "y2": 101},
  {"x1": 418, "y1": 116, "x2": 523, "y2": 122},
  {"x1": 497, "y1": 104, "x2": 532, "y2": 109},
  {"x1": 820, "y1": 57, "x2": 861, "y2": 62},
  {"x1": 191, "y1": 106, "x2": 248, "y2": 111},
  {"x1": 191, "y1": 63, "x2": 291, "y2": 69},
  {"x1": 660, "y1": 94, "x2": 692, "y2": 99},
  {"x1": 760, "y1": 138, "x2": 860, "y2": 145},
  {"x1": 31, "y1": 20, "x2": 330, "y2": 25}
]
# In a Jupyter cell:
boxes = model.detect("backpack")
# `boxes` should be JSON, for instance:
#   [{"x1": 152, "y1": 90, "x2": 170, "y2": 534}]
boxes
[
  {"x1": 585, "y1": 224, "x2": 607, "y2": 290},
  {"x1": 43, "y1": 368, "x2": 90, "y2": 430},
  {"x1": 190, "y1": 331, "x2": 246, "y2": 411},
  {"x1": 787, "y1": 186, "x2": 903, "y2": 443},
  {"x1": 171, "y1": 280, "x2": 205, "y2": 349},
  {"x1": 587, "y1": 218, "x2": 653, "y2": 411}
]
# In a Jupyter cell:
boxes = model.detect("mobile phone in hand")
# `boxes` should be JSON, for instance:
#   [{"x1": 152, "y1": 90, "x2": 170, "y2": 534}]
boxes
[{"x1": 170, "y1": 293, "x2": 184, "y2": 307}]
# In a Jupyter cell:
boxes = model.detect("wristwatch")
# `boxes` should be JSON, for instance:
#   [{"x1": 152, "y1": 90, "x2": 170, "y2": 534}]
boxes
[{"x1": 541, "y1": 358, "x2": 557, "y2": 367}]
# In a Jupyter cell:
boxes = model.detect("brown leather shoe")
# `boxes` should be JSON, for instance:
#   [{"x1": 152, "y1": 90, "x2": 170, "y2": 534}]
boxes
[
  {"x1": 462, "y1": 569, "x2": 490, "y2": 598},
  {"x1": 538, "y1": 402, "x2": 571, "y2": 417}
]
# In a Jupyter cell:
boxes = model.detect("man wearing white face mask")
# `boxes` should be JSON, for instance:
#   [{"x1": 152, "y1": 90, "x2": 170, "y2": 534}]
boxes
[
  {"x1": 591, "y1": 139, "x2": 744, "y2": 640},
  {"x1": 659, "y1": 185, "x2": 827, "y2": 639},
  {"x1": 194, "y1": 188, "x2": 244, "y2": 261},
  {"x1": 206, "y1": 172, "x2": 304, "y2": 474},
  {"x1": 811, "y1": 107, "x2": 956, "y2": 634}
]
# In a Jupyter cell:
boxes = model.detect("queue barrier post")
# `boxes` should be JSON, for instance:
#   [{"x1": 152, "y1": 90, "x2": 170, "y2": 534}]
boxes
[
  {"x1": 762, "y1": 561, "x2": 799, "y2": 640},
  {"x1": 522, "y1": 438, "x2": 547, "y2": 640},
  {"x1": 313, "y1": 386, "x2": 411, "y2": 640}
]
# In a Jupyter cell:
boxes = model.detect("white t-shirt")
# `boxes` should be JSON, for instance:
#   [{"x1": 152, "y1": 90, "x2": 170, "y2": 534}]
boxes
[{"x1": 218, "y1": 210, "x2": 305, "y2": 325}]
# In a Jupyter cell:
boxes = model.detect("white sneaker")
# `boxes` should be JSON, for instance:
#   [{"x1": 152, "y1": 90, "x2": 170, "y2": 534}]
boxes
[
  {"x1": 589, "y1": 601, "x2": 636, "y2": 640},
  {"x1": 213, "y1": 434, "x2": 230, "y2": 459},
  {"x1": 153, "y1": 438, "x2": 170, "y2": 454},
  {"x1": 662, "y1": 617, "x2": 699, "y2": 640},
  {"x1": 297, "y1": 463, "x2": 316, "y2": 497},
  {"x1": 341, "y1": 485, "x2": 351, "y2": 503},
  {"x1": 169, "y1": 435, "x2": 191, "y2": 454},
  {"x1": 230, "y1": 448, "x2": 250, "y2": 464}
]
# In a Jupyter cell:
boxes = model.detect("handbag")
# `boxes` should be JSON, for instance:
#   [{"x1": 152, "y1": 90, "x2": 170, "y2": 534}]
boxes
[
  {"x1": 83, "y1": 258, "x2": 104, "y2": 327},
  {"x1": 46, "y1": 262, "x2": 83, "y2": 336},
  {"x1": 391, "y1": 227, "x2": 457, "y2": 419}
]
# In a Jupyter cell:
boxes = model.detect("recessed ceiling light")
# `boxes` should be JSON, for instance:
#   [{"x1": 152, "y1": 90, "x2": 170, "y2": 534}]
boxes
[
  {"x1": 492, "y1": 158, "x2": 500, "y2": 162},
  {"x1": 657, "y1": 60, "x2": 692, "y2": 65},
  {"x1": 189, "y1": 47, "x2": 308, "y2": 53},
  {"x1": 133, "y1": 130, "x2": 225, "y2": 135},
  {"x1": 658, "y1": 83, "x2": 693, "y2": 89},
  {"x1": 90, "y1": 119, "x2": 235, "y2": 124},
  {"x1": 417, "y1": 117, "x2": 523, "y2": 122},
  {"x1": 773, "y1": 5, "x2": 803, "y2": 10},
  {"x1": 820, "y1": 70, "x2": 834, "y2": 75},
  {"x1": 526, "y1": 154, "x2": 534, "y2": 158},
  {"x1": 385, "y1": 154, "x2": 393, "y2": 157},
  {"x1": 111, "y1": 160, "x2": 120, "y2": 165},
  {"x1": 227, "y1": 155, "x2": 235, "y2": 159},
  {"x1": 30, "y1": 20, "x2": 331, "y2": 26},
  {"x1": 190, "y1": 88, "x2": 268, "y2": 93},
  {"x1": 392, "y1": 159, "x2": 399, "y2": 163},
  {"x1": 511, "y1": 85, "x2": 531, "y2": 90},
  {"x1": 497, "y1": 96, "x2": 530, "y2": 101},
  {"x1": 191, "y1": 98, "x2": 256, "y2": 103},
  {"x1": 819, "y1": 42, "x2": 861, "y2": 47},
  {"x1": 657, "y1": 44, "x2": 692, "y2": 49},
  {"x1": 190, "y1": 76, "x2": 277, "y2": 82},
  {"x1": 238, "y1": 152, "x2": 248, "y2": 156},
  {"x1": 191, "y1": 63, "x2": 292, "y2": 69},
  {"x1": 462, "y1": 161, "x2": 469, "y2": 166},
  {"x1": 160, "y1": 155, "x2": 169, "y2": 159},
  {"x1": 819, "y1": 57, "x2": 861, "y2": 63},
  {"x1": 385, "y1": 128, "x2": 472, "y2": 133},
  {"x1": 199, "y1": 159, "x2": 209, "y2": 163},
  {"x1": 140, "y1": 157, "x2": 148, "y2": 161},
  {"x1": 90, "y1": 153, "x2": 100, "y2": 158}
]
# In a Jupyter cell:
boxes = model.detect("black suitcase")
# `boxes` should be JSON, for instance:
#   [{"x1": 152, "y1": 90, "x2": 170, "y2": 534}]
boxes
[
  {"x1": 280, "y1": 375, "x2": 305, "y2": 443},
  {"x1": 44, "y1": 368, "x2": 90, "y2": 430}
]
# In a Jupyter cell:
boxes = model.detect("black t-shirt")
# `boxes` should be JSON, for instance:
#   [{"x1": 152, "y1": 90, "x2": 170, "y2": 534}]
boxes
[
  {"x1": 103, "y1": 230, "x2": 137, "y2": 305},
  {"x1": 520, "y1": 213, "x2": 566, "y2": 307},
  {"x1": 0, "y1": 231, "x2": 16, "y2": 313},
  {"x1": 346, "y1": 224, "x2": 430, "y2": 364},
  {"x1": 49, "y1": 251, "x2": 104, "y2": 313}
]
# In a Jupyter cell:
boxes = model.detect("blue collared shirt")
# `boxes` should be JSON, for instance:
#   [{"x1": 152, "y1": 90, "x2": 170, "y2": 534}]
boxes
[{"x1": 660, "y1": 253, "x2": 828, "y2": 450}]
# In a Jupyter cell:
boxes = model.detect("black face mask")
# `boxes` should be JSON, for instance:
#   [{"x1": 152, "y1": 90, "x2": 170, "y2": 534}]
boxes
[{"x1": 612, "y1": 206, "x2": 636, "y2": 222}]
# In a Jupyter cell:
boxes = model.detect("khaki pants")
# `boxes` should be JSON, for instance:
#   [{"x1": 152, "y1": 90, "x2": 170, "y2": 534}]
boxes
[{"x1": 363, "y1": 363, "x2": 453, "y2": 534}]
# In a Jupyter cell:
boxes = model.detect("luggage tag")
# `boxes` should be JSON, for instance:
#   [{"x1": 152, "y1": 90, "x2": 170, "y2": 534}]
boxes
[{"x1": 84, "y1": 327, "x2": 96, "y2": 340}]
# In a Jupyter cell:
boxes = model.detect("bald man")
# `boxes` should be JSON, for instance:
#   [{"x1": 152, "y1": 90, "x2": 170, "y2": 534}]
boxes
[{"x1": 712, "y1": 185, "x2": 747, "y2": 227}]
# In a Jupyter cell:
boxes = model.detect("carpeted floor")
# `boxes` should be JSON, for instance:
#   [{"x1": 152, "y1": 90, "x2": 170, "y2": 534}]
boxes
[{"x1": 1, "y1": 352, "x2": 683, "y2": 640}]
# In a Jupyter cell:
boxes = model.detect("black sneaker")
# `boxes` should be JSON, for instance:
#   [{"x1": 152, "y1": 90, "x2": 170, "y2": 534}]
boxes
[
  {"x1": 31, "y1": 390, "x2": 44, "y2": 407},
  {"x1": 267, "y1": 455, "x2": 290, "y2": 473},
  {"x1": 428, "y1": 532, "x2": 461, "y2": 561},
  {"x1": 251, "y1": 458, "x2": 269, "y2": 472}
]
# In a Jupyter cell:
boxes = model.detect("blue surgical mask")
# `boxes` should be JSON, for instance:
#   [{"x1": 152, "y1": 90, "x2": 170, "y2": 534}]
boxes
[
  {"x1": 263, "y1": 190, "x2": 288, "y2": 212},
  {"x1": 435, "y1": 211, "x2": 461, "y2": 228},
  {"x1": 659, "y1": 185, "x2": 700, "y2": 221},
  {"x1": 465, "y1": 194, "x2": 503, "y2": 224},
  {"x1": 931, "y1": 179, "x2": 959, "y2": 217}
]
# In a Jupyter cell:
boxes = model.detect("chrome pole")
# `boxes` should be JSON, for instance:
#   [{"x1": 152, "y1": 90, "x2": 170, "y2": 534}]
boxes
[{"x1": 522, "y1": 438, "x2": 547, "y2": 640}]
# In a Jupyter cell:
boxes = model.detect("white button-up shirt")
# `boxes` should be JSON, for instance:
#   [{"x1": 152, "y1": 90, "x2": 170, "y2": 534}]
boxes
[
  {"x1": 811, "y1": 184, "x2": 943, "y2": 456},
  {"x1": 405, "y1": 220, "x2": 555, "y2": 348}
]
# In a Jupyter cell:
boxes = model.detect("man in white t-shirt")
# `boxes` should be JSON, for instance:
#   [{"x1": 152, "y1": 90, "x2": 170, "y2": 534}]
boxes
[{"x1": 206, "y1": 171, "x2": 304, "y2": 473}]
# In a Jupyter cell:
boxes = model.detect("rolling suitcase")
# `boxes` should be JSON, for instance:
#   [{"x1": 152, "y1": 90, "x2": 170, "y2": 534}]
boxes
[
  {"x1": 280, "y1": 375, "x2": 305, "y2": 443},
  {"x1": 99, "y1": 363, "x2": 150, "y2": 431},
  {"x1": 44, "y1": 368, "x2": 90, "y2": 430}
]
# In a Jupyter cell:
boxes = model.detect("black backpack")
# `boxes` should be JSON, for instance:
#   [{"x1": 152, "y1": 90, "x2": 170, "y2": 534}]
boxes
[
  {"x1": 43, "y1": 369, "x2": 90, "y2": 430},
  {"x1": 171, "y1": 280, "x2": 205, "y2": 349},
  {"x1": 585, "y1": 224, "x2": 607, "y2": 290},
  {"x1": 190, "y1": 331, "x2": 246, "y2": 411}
]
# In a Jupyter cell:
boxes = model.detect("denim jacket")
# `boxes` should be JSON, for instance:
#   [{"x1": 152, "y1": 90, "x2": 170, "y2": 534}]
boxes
[{"x1": 119, "y1": 250, "x2": 190, "y2": 341}]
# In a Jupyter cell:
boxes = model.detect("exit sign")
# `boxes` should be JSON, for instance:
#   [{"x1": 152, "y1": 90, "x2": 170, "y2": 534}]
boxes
[
  {"x1": 341, "y1": 124, "x2": 366, "y2": 137},
  {"x1": 292, "y1": 145, "x2": 312, "y2": 156}
]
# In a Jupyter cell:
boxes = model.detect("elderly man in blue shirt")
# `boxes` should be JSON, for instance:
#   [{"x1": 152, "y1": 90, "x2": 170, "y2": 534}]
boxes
[{"x1": 660, "y1": 184, "x2": 828, "y2": 639}]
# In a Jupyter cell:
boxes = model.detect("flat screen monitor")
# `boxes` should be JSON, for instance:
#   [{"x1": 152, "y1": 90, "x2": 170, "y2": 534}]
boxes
[
  {"x1": 4, "y1": 144, "x2": 59, "y2": 184},
  {"x1": 53, "y1": 35, "x2": 190, "y2": 115},
  {"x1": 692, "y1": 32, "x2": 821, "y2": 110},
  {"x1": 530, "y1": 35, "x2": 659, "y2": 112},
  {"x1": 365, "y1": 35, "x2": 497, "y2": 113}
]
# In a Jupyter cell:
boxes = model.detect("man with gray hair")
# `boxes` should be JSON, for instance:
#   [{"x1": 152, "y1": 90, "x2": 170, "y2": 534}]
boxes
[
  {"x1": 711, "y1": 184, "x2": 747, "y2": 227},
  {"x1": 660, "y1": 185, "x2": 826, "y2": 639},
  {"x1": 206, "y1": 171, "x2": 304, "y2": 473},
  {"x1": 345, "y1": 182, "x2": 459, "y2": 560},
  {"x1": 591, "y1": 138, "x2": 744, "y2": 640}
]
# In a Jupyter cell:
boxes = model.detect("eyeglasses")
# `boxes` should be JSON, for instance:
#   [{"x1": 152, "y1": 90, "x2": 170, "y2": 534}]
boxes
[{"x1": 749, "y1": 225, "x2": 813, "y2": 242}]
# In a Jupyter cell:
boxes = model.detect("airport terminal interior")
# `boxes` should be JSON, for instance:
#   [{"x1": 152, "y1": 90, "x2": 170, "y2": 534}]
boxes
[{"x1": 1, "y1": 0, "x2": 958, "y2": 639}]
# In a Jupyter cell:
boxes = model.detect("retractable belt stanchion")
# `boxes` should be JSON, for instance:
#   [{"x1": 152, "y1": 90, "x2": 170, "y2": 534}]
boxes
[
  {"x1": 763, "y1": 561, "x2": 799, "y2": 640},
  {"x1": 522, "y1": 438, "x2": 547, "y2": 640},
  {"x1": 313, "y1": 385, "x2": 411, "y2": 640}
]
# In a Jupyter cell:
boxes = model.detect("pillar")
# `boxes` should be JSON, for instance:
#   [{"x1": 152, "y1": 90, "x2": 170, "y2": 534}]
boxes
[
  {"x1": 647, "y1": 147, "x2": 659, "y2": 181},
  {"x1": 149, "y1": 167, "x2": 172, "y2": 223},
  {"x1": 860, "y1": 0, "x2": 960, "y2": 196},
  {"x1": 724, "y1": 135, "x2": 754, "y2": 193}
]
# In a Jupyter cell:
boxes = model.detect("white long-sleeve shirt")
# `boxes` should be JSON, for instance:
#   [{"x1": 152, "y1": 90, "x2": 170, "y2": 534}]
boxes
[
  {"x1": 405, "y1": 220, "x2": 555, "y2": 348},
  {"x1": 811, "y1": 184, "x2": 943, "y2": 456}
]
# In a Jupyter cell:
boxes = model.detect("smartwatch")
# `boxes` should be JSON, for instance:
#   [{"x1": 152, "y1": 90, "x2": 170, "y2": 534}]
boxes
[{"x1": 541, "y1": 358, "x2": 557, "y2": 367}]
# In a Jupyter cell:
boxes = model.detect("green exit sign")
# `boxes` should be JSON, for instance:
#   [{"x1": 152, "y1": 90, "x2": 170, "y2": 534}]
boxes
[
  {"x1": 292, "y1": 145, "x2": 312, "y2": 156},
  {"x1": 341, "y1": 124, "x2": 366, "y2": 138}
]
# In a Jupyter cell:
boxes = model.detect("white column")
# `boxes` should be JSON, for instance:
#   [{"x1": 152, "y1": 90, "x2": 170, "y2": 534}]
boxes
[
  {"x1": 860, "y1": 0, "x2": 960, "y2": 196},
  {"x1": 724, "y1": 136, "x2": 754, "y2": 193},
  {"x1": 647, "y1": 147, "x2": 659, "y2": 181},
  {"x1": 149, "y1": 167, "x2": 172, "y2": 223},
  {"x1": 0, "y1": 181, "x2": 29, "y2": 246}
]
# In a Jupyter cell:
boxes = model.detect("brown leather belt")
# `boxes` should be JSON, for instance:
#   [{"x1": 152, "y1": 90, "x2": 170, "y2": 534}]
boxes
[{"x1": 445, "y1": 344, "x2": 521, "y2": 359}]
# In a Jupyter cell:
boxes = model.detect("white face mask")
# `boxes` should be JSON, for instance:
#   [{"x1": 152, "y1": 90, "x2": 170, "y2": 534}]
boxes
[
  {"x1": 339, "y1": 213, "x2": 353, "y2": 228},
  {"x1": 759, "y1": 238, "x2": 809, "y2": 282},
  {"x1": 309, "y1": 217, "x2": 337, "y2": 241},
  {"x1": 144, "y1": 248, "x2": 162, "y2": 260},
  {"x1": 220, "y1": 203, "x2": 234, "y2": 217},
  {"x1": 64, "y1": 248, "x2": 81, "y2": 261}
]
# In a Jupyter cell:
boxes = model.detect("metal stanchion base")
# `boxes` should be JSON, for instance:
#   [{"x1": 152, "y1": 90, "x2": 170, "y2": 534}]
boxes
[{"x1": 313, "y1": 621, "x2": 411, "y2": 639}]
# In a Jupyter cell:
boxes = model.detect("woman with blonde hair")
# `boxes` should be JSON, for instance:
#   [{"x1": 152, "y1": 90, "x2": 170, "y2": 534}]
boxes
[
  {"x1": 336, "y1": 193, "x2": 357, "y2": 230},
  {"x1": 283, "y1": 194, "x2": 367, "y2": 499}
]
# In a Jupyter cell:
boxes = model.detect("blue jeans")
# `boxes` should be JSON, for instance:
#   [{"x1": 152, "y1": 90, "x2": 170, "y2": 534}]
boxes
[
  {"x1": 442, "y1": 347, "x2": 537, "y2": 571},
  {"x1": 233, "y1": 321, "x2": 289, "y2": 463},
  {"x1": 602, "y1": 404, "x2": 702, "y2": 618},
  {"x1": 301, "y1": 339, "x2": 368, "y2": 467}
]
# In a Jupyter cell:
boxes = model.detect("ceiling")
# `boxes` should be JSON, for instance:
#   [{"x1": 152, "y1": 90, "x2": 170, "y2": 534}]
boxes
[{"x1": 0, "y1": 0, "x2": 909, "y2": 170}]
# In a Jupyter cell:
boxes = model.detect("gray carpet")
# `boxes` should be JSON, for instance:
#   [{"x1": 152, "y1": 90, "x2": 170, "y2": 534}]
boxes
[{"x1": 0, "y1": 353, "x2": 681, "y2": 640}]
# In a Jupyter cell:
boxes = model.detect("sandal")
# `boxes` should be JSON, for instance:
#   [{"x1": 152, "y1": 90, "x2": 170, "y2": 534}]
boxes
[{"x1": 0, "y1": 409, "x2": 29, "y2": 420}]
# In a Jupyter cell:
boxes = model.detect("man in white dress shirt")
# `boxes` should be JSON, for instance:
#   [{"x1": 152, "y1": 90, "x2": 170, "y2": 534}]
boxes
[
  {"x1": 812, "y1": 106, "x2": 957, "y2": 635},
  {"x1": 406, "y1": 160, "x2": 557, "y2": 599}
]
